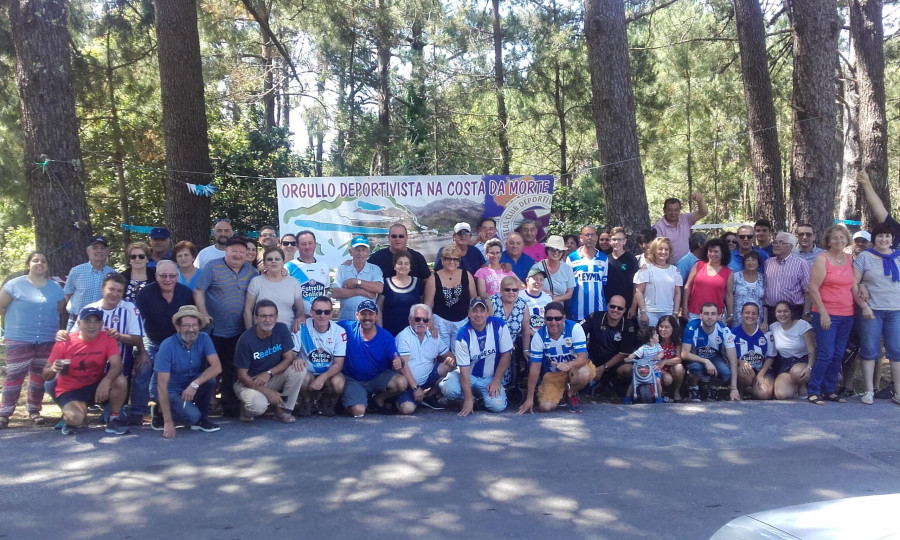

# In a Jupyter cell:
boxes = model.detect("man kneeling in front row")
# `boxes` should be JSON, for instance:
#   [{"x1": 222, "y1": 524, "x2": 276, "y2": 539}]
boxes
[
  {"x1": 42, "y1": 307, "x2": 130, "y2": 436},
  {"x1": 151, "y1": 305, "x2": 222, "y2": 438},
  {"x1": 396, "y1": 304, "x2": 454, "y2": 414},
  {"x1": 234, "y1": 300, "x2": 306, "y2": 423}
]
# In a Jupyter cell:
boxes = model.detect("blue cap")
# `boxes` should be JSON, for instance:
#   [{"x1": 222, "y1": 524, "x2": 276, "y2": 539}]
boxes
[
  {"x1": 150, "y1": 227, "x2": 171, "y2": 239},
  {"x1": 357, "y1": 299, "x2": 378, "y2": 313},
  {"x1": 79, "y1": 306, "x2": 104, "y2": 321},
  {"x1": 350, "y1": 235, "x2": 369, "y2": 248},
  {"x1": 89, "y1": 235, "x2": 108, "y2": 246}
]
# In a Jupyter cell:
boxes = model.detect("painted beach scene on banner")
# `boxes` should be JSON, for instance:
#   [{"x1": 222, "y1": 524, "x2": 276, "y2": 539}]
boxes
[{"x1": 277, "y1": 175, "x2": 554, "y2": 269}]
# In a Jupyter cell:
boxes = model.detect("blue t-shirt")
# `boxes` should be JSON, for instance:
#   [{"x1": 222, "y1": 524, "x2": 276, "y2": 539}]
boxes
[
  {"x1": 152, "y1": 332, "x2": 217, "y2": 394},
  {"x1": 500, "y1": 252, "x2": 537, "y2": 282},
  {"x1": 682, "y1": 319, "x2": 735, "y2": 363},
  {"x1": 234, "y1": 323, "x2": 294, "y2": 375},
  {"x1": 455, "y1": 317, "x2": 513, "y2": 378},
  {"x1": 728, "y1": 247, "x2": 770, "y2": 273},
  {"x1": 731, "y1": 324, "x2": 775, "y2": 371},
  {"x1": 2, "y1": 275, "x2": 65, "y2": 343},
  {"x1": 338, "y1": 320, "x2": 398, "y2": 381},
  {"x1": 529, "y1": 319, "x2": 587, "y2": 374}
]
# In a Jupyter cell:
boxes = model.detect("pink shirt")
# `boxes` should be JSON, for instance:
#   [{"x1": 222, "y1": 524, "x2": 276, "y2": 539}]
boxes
[
  {"x1": 814, "y1": 253, "x2": 854, "y2": 316},
  {"x1": 522, "y1": 243, "x2": 546, "y2": 262},
  {"x1": 653, "y1": 213, "x2": 696, "y2": 261},
  {"x1": 688, "y1": 261, "x2": 732, "y2": 315},
  {"x1": 474, "y1": 266, "x2": 516, "y2": 296}
]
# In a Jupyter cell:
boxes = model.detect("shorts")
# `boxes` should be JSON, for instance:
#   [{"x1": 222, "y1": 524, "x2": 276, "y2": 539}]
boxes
[
  {"x1": 397, "y1": 364, "x2": 444, "y2": 405},
  {"x1": 56, "y1": 381, "x2": 102, "y2": 408},
  {"x1": 778, "y1": 355, "x2": 809, "y2": 374},
  {"x1": 537, "y1": 363, "x2": 596, "y2": 404},
  {"x1": 342, "y1": 370, "x2": 399, "y2": 407}
]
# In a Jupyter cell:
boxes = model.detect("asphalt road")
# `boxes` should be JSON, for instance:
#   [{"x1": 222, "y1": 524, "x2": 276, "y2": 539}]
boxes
[{"x1": 2, "y1": 399, "x2": 899, "y2": 540}]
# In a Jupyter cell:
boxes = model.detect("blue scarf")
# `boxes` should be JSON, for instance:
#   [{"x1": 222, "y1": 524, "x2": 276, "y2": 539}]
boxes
[{"x1": 866, "y1": 248, "x2": 900, "y2": 283}]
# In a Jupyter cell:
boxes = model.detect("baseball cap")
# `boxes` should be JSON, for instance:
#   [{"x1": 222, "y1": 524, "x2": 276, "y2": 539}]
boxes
[
  {"x1": 150, "y1": 227, "x2": 171, "y2": 239},
  {"x1": 454, "y1": 222, "x2": 472, "y2": 234},
  {"x1": 350, "y1": 235, "x2": 369, "y2": 248},
  {"x1": 853, "y1": 231, "x2": 871, "y2": 242},
  {"x1": 89, "y1": 235, "x2": 108, "y2": 247},
  {"x1": 79, "y1": 306, "x2": 104, "y2": 321},
  {"x1": 357, "y1": 299, "x2": 378, "y2": 313},
  {"x1": 468, "y1": 297, "x2": 489, "y2": 310},
  {"x1": 225, "y1": 237, "x2": 247, "y2": 248},
  {"x1": 527, "y1": 267, "x2": 547, "y2": 279}
]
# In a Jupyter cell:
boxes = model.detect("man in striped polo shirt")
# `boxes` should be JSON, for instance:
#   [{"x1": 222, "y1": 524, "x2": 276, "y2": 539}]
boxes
[
  {"x1": 63, "y1": 235, "x2": 116, "y2": 331},
  {"x1": 568, "y1": 225, "x2": 609, "y2": 321},
  {"x1": 763, "y1": 232, "x2": 810, "y2": 324}
]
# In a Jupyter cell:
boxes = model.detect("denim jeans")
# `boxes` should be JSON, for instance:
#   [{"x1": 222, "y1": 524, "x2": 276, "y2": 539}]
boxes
[
  {"x1": 129, "y1": 338, "x2": 159, "y2": 417},
  {"x1": 685, "y1": 357, "x2": 732, "y2": 382},
  {"x1": 440, "y1": 369, "x2": 507, "y2": 412},
  {"x1": 809, "y1": 313, "x2": 855, "y2": 395},
  {"x1": 166, "y1": 379, "x2": 215, "y2": 425},
  {"x1": 857, "y1": 309, "x2": 900, "y2": 362}
]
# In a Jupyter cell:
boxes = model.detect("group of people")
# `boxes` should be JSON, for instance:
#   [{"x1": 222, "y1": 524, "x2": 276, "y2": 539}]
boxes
[{"x1": 1, "y1": 170, "x2": 898, "y2": 437}]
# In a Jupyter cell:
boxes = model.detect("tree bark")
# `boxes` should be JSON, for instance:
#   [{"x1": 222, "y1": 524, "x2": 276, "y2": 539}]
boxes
[
  {"x1": 838, "y1": 45, "x2": 862, "y2": 224},
  {"x1": 154, "y1": 0, "x2": 212, "y2": 247},
  {"x1": 788, "y1": 0, "x2": 841, "y2": 237},
  {"x1": 8, "y1": 0, "x2": 93, "y2": 276},
  {"x1": 849, "y1": 0, "x2": 889, "y2": 228},
  {"x1": 733, "y1": 0, "x2": 786, "y2": 230},
  {"x1": 584, "y1": 0, "x2": 650, "y2": 235},
  {"x1": 370, "y1": 0, "x2": 391, "y2": 176},
  {"x1": 492, "y1": 0, "x2": 511, "y2": 175},
  {"x1": 105, "y1": 17, "x2": 131, "y2": 247}
]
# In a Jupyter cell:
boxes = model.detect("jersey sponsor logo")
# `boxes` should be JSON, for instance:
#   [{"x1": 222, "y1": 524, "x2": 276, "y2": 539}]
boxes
[
  {"x1": 579, "y1": 272, "x2": 605, "y2": 281},
  {"x1": 742, "y1": 351, "x2": 764, "y2": 370},
  {"x1": 696, "y1": 345, "x2": 719, "y2": 360},
  {"x1": 253, "y1": 343, "x2": 283, "y2": 360},
  {"x1": 309, "y1": 349, "x2": 332, "y2": 365}
]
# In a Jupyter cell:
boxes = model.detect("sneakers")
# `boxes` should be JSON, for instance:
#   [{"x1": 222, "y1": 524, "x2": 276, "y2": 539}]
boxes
[
  {"x1": 861, "y1": 391, "x2": 874, "y2": 405},
  {"x1": 239, "y1": 407, "x2": 255, "y2": 422},
  {"x1": 706, "y1": 386, "x2": 719, "y2": 402},
  {"x1": 105, "y1": 417, "x2": 130, "y2": 436},
  {"x1": 421, "y1": 393, "x2": 448, "y2": 410},
  {"x1": 273, "y1": 407, "x2": 296, "y2": 424},
  {"x1": 191, "y1": 419, "x2": 221, "y2": 432},
  {"x1": 623, "y1": 396, "x2": 633, "y2": 405},
  {"x1": 566, "y1": 392, "x2": 583, "y2": 413},
  {"x1": 688, "y1": 386, "x2": 701, "y2": 402},
  {"x1": 150, "y1": 404, "x2": 164, "y2": 431},
  {"x1": 124, "y1": 413, "x2": 145, "y2": 426},
  {"x1": 61, "y1": 424, "x2": 77, "y2": 436}
]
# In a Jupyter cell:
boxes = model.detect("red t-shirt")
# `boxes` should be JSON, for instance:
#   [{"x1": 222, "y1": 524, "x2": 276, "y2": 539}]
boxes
[{"x1": 49, "y1": 332, "x2": 120, "y2": 396}]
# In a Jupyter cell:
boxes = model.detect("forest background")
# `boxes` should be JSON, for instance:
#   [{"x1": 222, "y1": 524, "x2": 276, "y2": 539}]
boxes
[{"x1": 0, "y1": 0, "x2": 898, "y2": 277}]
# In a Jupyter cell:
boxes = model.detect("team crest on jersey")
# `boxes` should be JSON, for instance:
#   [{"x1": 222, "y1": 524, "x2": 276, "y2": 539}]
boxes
[
  {"x1": 613, "y1": 332, "x2": 622, "y2": 342},
  {"x1": 112, "y1": 314, "x2": 120, "y2": 325},
  {"x1": 564, "y1": 338, "x2": 572, "y2": 347},
  {"x1": 759, "y1": 337, "x2": 766, "y2": 345},
  {"x1": 714, "y1": 336, "x2": 722, "y2": 346}
]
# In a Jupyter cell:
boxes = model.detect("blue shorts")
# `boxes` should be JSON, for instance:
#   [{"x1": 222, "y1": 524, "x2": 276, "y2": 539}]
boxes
[
  {"x1": 778, "y1": 355, "x2": 809, "y2": 374},
  {"x1": 685, "y1": 357, "x2": 731, "y2": 381},
  {"x1": 56, "y1": 381, "x2": 102, "y2": 408},
  {"x1": 342, "y1": 370, "x2": 399, "y2": 407},
  {"x1": 397, "y1": 364, "x2": 444, "y2": 404}
]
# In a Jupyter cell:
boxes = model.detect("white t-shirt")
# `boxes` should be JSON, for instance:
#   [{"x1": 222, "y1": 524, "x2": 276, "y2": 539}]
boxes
[
  {"x1": 248, "y1": 275, "x2": 304, "y2": 327},
  {"x1": 195, "y1": 244, "x2": 226, "y2": 269},
  {"x1": 293, "y1": 319, "x2": 347, "y2": 374},
  {"x1": 287, "y1": 258, "x2": 331, "y2": 311},
  {"x1": 769, "y1": 320, "x2": 813, "y2": 358},
  {"x1": 532, "y1": 261, "x2": 576, "y2": 297},
  {"x1": 633, "y1": 263, "x2": 683, "y2": 314},
  {"x1": 396, "y1": 326, "x2": 449, "y2": 385},
  {"x1": 518, "y1": 289, "x2": 552, "y2": 331}
]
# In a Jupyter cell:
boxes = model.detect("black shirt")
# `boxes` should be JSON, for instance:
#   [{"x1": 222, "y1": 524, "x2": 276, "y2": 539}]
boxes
[
  {"x1": 135, "y1": 281, "x2": 194, "y2": 344},
  {"x1": 581, "y1": 311, "x2": 639, "y2": 367},
  {"x1": 604, "y1": 251, "x2": 638, "y2": 309},
  {"x1": 368, "y1": 247, "x2": 431, "y2": 281}
]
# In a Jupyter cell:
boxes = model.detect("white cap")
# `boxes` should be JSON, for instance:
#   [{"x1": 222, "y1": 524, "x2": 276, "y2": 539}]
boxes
[
  {"x1": 453, "y1": 222, "x2": 471, "y2": 234},
  {"x1": 853, "y1": 231, "x2": 871, "y2": 242}
]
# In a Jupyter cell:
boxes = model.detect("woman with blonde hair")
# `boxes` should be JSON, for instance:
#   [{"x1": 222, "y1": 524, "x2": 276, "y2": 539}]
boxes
[
  {"x1": 425, "y1": 244, "x2": 477, "y2": 350},
  {"x1": 634, "y1": 237, "x2": 683, "y2": 327}
]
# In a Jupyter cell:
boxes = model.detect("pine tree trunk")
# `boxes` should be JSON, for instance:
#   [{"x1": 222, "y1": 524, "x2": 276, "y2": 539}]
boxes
[
  {"x1": 733, "y1": 0, "x2": 786, "y2": 230},
  {"x1": 850, "y1": 0, "x2": 889, "y2": 228},
  {"x1": 839, "y1": 47, "x2": 862, "y2": 224},
  {"x1": 154, "y1": 0, "x2": 212, "y2": 247},
  {"x1": 584, "y1": 0, "x2": 650, "y2": 235},
  {"x1": 789, "y1": 0, "x2": 841, "y2": 237},
  {"x1": 8, "y1": 0, "x2": 93, "y2": 277},
  {"x1": 371, "y1": 0, "x2": 391, "y2": 176},
  {"x1": 492, "y1": 0, "x2": 511, "y2": 175}
]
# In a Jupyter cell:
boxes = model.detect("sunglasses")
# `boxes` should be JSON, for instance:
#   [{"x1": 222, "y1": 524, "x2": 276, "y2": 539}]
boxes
[
  {"x1": 264, "y1": 257, "x2": 283, "y2": 262},
  {"x1": 312, "y1": 309, "x2": 332, "y2": 315},
  {"x1": 130, "y1": 254, "x2": 146, "y2": 260},
  {"x1": 797, "y1": 232, "x2": 813, "y2": 237},
  {"x1": 456, "y1": 231, "x2": 471, "y2": 236},
  {"x1": 608, "y1": 305, "x2": 626, "y2": 311},
  {"x1": 157, "y1": 273, "x2": 178, "y2": 279},
  {"x1": 260, "y1": 232, "x2": 277, "y2": 238},
  {"x1": 738, "y1": 235, "x2": 754, "y2": 240},
  {"x1": 281, "y1": 241, "x2": 297, "y2": 246},
  {"x1": 726, "y1": 239, "x2": 738, "y2": 244},
  {"x1": 442, "y1": 257, "x2": 461, "y2": 263},
  {"x1": 503, "y1": 288, "x2": 519, "y2": 293},
  {"x1": 545, "y1": 316, "x2": 564, "y2": 322},
  {"x1": 413, "y1": 316, "x2": 430, "y2": 323},
  {"x1": 547, "y1": 248, "x2": 561, "y2": 253},
  {"x1": 390, "y1": 234, "x2": 406, "y2": 239}
]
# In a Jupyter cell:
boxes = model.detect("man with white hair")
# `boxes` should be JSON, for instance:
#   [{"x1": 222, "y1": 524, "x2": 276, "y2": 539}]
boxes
[
  {"x1": 763, "y1": 231, "x2": 810, "y2": 324},
  {"x1": 395, "y1": 304, "x2": 454, "y2": 414}
]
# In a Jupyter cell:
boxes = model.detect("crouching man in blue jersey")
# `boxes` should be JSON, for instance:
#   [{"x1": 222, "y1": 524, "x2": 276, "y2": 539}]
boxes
[
  {"x1": 518, "y1": 302, "x2": 594, "y2": 414},
  {"x1": 440, "y1": 297, "x2": 513, "y2": 416},
  {"x1": 680, "y1": 302, "x2": 739, "y2": 402}
]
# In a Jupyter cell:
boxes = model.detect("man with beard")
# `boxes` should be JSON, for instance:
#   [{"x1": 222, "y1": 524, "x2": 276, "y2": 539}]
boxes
[
  {"x1": 151, "y1": 305, "x2": 222, "y2": 438},
  {"x1": 195, "y1": 218, "x2": 235, "y2": 269},
  {"x1": 582, "y1": 294, "x2": 639, "y2": 394}
]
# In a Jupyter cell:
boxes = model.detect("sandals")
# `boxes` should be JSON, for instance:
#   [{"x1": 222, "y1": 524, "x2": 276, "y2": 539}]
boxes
[
  {"x1": 861, "y1": 392, "x2": 874, "y2": 405},
  {"x1": 891, "y1": 395, "x2": 900, "y2": 406},
  {"x1": 807, "y1": 394, "x2": 825, "y2": 405},
  {"x1": 29, "y1": 413, "x2": 46, "y2": 426},
  {"x1": 824, "y1": 393, "x2": 846, "y2": 403}
]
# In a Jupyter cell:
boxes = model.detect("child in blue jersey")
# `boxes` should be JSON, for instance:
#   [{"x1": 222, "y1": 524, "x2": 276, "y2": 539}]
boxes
[
  {"x1": 623, "y1": 326, "x2": 664, "y2": 404},
  {"x1": 731, "y1": 302, "x2": 776, "y2": 400}
]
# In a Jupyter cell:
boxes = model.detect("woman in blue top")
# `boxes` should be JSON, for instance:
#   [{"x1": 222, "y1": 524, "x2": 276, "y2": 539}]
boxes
[
  {"x1": 377, "y1": 250, "x2": 424, "y2": 336},
  {"x1": 174, "y1": 240, "x2": 200, "y2": 291},
  {"x1": 0, "y1": 252, "x2": 67, "y2": 428},
  {"x1": 732, "y1": 302, "x2": 776, "y2": 400}
]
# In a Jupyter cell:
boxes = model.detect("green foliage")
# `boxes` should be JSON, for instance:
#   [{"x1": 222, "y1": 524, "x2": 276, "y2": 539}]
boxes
[{"x1": 0, "y1": 224, "x2": 35, "y2": 280}]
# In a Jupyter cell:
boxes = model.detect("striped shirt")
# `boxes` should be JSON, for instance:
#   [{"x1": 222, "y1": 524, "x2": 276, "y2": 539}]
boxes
[
  {"x1": 195, "y1": 258, "x2": 255, "y2": 337},
  {"x1": 63, "y1": 262, "x2": 116, "y2": 316},
  {"x1": 80, "y1": 299, "x2": 144, "y2": 372},
  {"x1": 763, "y1": 254, "x2": 810, "y2": 307},
  {"x1": 455, "y1": 317, "x2": 513, "y2": 379},
  {"x1": 568, "y1": 248, "x2": 609, "y2": 320},
  {"x1": 529, "y1": 319, "x2": 587, "y2": 374}
]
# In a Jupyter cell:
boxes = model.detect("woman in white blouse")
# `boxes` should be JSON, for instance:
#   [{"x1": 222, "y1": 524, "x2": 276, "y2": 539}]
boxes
[
  {"x1": 633, "y1": 237, "x2": 682, "y2": 327},
  {"x1": 769, "y1": 301, "x2": 815, "y2": 400}
]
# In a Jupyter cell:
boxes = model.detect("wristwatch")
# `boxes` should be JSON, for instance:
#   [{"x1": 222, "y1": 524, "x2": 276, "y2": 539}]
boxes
[
  {"x1": 357, "y1": 278, "x2": 362, "y2": 287},
  {"x1": 411, "y1": 385, "x2": 419, "y2": 391},
  {"x1": 190, "y1": 382, "x2": 200, "y2": 390},
  {"x1": 266, "y1": 369, "x2": 273, "y2": 376}
]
